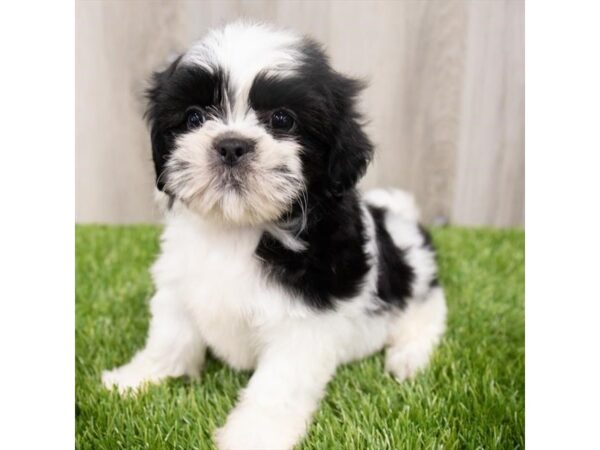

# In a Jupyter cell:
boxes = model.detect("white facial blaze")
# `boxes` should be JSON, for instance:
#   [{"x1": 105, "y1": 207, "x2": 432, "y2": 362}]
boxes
[
  {"x1": 165, "y1": 22, "x2": 306, "y2": 225},
  {"x1": 182, "y1": 21, "x2": 303, "y2": 122}
]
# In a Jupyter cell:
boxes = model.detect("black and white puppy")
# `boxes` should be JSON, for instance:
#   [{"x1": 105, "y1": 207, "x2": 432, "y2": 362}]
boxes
[{"x1": 103, "y1": 21, "x2": 446, "y2": 450}]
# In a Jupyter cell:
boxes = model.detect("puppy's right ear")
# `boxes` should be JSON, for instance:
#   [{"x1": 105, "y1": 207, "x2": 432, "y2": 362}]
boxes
[{"x1": 145, "y1": 54, "x2": 182, "y2": 191}]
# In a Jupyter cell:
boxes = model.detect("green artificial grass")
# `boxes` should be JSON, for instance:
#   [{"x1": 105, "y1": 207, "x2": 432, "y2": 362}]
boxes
[{"x1": 76, "y1": 225, "x2": 524, "y2": 450}]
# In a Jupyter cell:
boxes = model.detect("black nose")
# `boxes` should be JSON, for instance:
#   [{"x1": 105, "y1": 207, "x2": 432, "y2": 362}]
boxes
[{"x1": 214, "y1": 137, "x2": 254, "y2": 166}]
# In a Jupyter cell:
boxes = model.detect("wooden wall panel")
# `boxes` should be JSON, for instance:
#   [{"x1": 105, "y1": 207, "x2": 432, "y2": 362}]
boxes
[
  {"x1": 76, "y1": 0, "x2": 524, "y2": 227},
  {"x1": 452, "y1": 0, "x2": 525, "y2": 226}
]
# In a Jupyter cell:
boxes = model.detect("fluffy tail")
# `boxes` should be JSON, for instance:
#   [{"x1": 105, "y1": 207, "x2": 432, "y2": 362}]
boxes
[{"x1": 363, "y1": 188, "x2": 420, "y2": 222}]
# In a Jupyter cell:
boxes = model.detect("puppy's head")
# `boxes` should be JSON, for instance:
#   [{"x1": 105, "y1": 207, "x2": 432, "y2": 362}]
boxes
[{"x1": 147, "y1": 21, "x2": 373, "y2": 225}]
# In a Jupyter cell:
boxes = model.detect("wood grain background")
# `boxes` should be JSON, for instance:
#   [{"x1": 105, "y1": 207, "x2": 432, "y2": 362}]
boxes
[{"x1": 76, "y1": 0, "x2": 524, "y2": 227}]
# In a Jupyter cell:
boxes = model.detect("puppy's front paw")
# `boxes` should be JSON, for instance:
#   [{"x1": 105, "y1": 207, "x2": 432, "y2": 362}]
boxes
[
  {"x1": 101, "y1": 367, "x2": 150, "y2": 394},
  {"x1": 385, "y1": 344, "x2": 431, "y2": 383},
  {"x1": 215, "y1": 405, "x2": 305, "y2": 450},
  {"x1": 101, "y1": 357, "x2": 164, "y2": 394}
]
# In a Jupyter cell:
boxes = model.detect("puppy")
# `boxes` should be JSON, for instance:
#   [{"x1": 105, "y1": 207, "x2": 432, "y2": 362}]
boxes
[{"x1": 102, "y1": 21, "x2": 447, "y2": 450}]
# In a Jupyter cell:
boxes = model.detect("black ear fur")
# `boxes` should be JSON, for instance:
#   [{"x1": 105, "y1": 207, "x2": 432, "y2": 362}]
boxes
[
  {"x1": 145, "y1": 55, "x2": 182, "y2": 191},
  {"x1": 327, "y1": 75, "x2": 374, "y2": 196}
]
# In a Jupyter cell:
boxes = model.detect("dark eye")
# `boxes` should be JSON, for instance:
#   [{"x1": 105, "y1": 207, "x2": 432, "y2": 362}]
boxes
[
  {"x1": 186, "y1": 108, "x2": 204, "y2": 130},
  {"x1": 270, "y1": 110, "x2": 294, "y2": 131}
]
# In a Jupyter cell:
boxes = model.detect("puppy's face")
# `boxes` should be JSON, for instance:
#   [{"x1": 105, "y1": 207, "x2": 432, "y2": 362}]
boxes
[{"x1": 147, "y1": 22, "x2": 372, "y2": 225}]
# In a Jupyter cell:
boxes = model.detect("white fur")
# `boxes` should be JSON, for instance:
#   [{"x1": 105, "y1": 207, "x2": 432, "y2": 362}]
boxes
[
  {"x1": 385, "y1": 286, "x2": 447, "y2": 381},
  {"x1": 183, "y1": 21, "x2": 302, "y2": 122},
  {"x1": 363, "y1": 188, "x2": 420, "y2": 222},
  {"x1": 166, "y1": 119, "x2": 304, "y2": 225},
  {"x1": 102, "y1": 189, "x2": 446, "y2": 450}
]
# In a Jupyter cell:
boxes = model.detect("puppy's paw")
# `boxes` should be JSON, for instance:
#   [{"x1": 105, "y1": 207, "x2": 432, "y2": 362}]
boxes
[
  {"x1": 385, "y1": 345, "x2": 431, "y2": 383},
  {"x1": 101, "y1": 367, "x2": 150, "y2": 394},
  {"x1": 101, "y1": 358, "x2": 164, "y2": 394},
  {"x1": 215, "y1": 405, "x2": 305, "y2": 450}
]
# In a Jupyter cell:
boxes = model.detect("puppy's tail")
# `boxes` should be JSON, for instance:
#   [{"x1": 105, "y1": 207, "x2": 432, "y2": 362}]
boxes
[{"x1": 363, "y1": 188, "x2": 420, "y2": 222}]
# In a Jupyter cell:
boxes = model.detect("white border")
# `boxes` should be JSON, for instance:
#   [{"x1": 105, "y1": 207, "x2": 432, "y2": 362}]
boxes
[
  {"x1": 527, "y1": 1, "x2": 600, "y2": 448},
  {"x1": 0, "y1": 1, "x2": 74, "y2": 449}
]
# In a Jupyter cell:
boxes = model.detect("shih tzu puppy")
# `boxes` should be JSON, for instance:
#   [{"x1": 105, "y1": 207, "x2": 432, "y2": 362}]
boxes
[{"x1": 102, "y1": 21, "x2": 447, "y2": 450}]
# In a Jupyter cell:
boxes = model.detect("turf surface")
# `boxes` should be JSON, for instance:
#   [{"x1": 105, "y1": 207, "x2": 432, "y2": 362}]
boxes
[{"x1": 75, "y1": 225, "x2": 524, "y2": 449}]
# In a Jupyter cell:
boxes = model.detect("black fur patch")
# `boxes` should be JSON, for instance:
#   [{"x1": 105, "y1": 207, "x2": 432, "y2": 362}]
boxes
[
  {"x1": 256, "y1": 190, "x2": 370, "y2": 310},
  {"x1": 145, "y1": 60, "x2": 227, "y2": 191},
  {"x1": 418, "y1": 224, "x2": 440, "y2": 288},
  {"x1": 248, "y1": 40, "x2": 378, "y2": 309},
  {"x1": 249, "y1": 38, "x2": 373, "y2": 198},
  {"x1": 367, "y1": 205, "x2": 414, "y2": 308}
]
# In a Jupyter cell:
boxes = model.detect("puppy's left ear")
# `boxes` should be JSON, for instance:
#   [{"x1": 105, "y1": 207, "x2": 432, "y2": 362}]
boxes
[{"x1": 328, "y1": 75, "x2": 374, "y2": 195}]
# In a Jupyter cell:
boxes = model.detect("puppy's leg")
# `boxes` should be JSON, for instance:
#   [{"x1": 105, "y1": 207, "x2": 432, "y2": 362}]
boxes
[
  {"x1": 385, "y1": 286, "x2": 447, "y2": 382},
  {"x1": 102, "y1": 290, "x2": 205, "y2": 393},
  {"x1": 215, "y1": 324, "x2": 336, "y2": 450}
]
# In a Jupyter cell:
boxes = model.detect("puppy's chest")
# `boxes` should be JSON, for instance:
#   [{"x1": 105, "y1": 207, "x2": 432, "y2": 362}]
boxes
[
  {"x1": 173, "y1": 229, "x2": 264, "y2": 306},
  {"x1": 156, "y1": 217, "x2": 294, "y2": 332}
]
